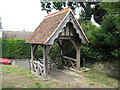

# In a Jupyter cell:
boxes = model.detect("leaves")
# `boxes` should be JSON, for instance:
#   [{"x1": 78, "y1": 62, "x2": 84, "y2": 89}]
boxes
[{"x1": 40, "y1": 1, "x2": 106, "y2": 24}]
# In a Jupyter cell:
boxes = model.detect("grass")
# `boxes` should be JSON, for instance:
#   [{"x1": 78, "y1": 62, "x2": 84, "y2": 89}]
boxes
[
  {"x1": 12, "y1": 58, "x2": 30, "y2": 61},
  {"x1": 81, "y1": 68, "x2": 119, "y2": 88},
  {"x1": 2, "y1": 65, "x2": 69, "y2": 88},
  {"x1": 3, "y1": 85, "x2": 16, "y2": 88},
  {"x1": 2, "y1": 65, "x2": 119, "y2": 88}
]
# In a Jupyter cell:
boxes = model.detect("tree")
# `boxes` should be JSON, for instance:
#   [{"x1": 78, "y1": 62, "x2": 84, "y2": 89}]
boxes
[
  {"x1": 80, "y1": 2, "x2": 120, "y2": 61},
  {"x1": 100, "y1": 2, "x2": 120, "y2": 30},
  {"x1": 90, "y1": 2, "x2": 120, "y2": 59},
  {"x1": 0, "y1": 17, "x2": 2, "y2": 29},
  {"x1": 40, "y1": 1, "x2": 106, "y2": 24}
]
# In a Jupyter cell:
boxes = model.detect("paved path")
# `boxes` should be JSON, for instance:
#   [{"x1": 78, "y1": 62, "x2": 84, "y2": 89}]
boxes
[
  {"x1": 49, "y1": 69, "x2": 90, "y2": 88},
  {"x1": 12, "y1": 60, "x2": 30, "y2": 69},
  {"x1": 49, "y1": 69, "x2": 76, "y2": 83}
]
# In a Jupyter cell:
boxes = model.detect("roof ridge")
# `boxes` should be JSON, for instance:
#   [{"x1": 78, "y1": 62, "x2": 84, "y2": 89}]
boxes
[
  {"x1": 45, "y1": 7, "x2": 71, "y2": 18},
  {"x1": 3, "y1": 31, "x2": 33, "y2": 32}
]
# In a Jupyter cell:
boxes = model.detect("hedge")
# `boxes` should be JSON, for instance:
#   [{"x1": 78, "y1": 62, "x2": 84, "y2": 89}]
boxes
[
  {"x1": 2, "y1": 38, "x2": 116, "y2": 62},
  {"x1": 0, "y1": 38, "x2": 2, "y2": 58},
  {"x1": 2, "y1": 38, "x2": 42, "y2": 59},
  {"x1": 2, "y1": 39, "x2": 76, "y2": 59}
]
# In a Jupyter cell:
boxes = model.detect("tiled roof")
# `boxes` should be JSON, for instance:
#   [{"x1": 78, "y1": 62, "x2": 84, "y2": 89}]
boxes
[{"x1": 26, "y1": 7, "x2": 70, "y2": 44}]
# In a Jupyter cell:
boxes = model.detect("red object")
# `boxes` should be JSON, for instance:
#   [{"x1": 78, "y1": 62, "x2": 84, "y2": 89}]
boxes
[{"x1": 0, "y1": 58, "x2": 12, "y2": 65}]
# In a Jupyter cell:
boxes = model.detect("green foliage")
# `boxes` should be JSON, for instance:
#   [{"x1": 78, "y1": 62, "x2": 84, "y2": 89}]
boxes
[
  {"x1": 0, "y1": 17, "x2": 2, "y2": 29},
  {"x1": 81, "y1": 16, "x2": 120, "y2": 60},
  {"x1": 2, "y1": 39, "x2": 31, "y2": 58},
  {"x1": 49, "y1": 41, "x2": 76, "y2": 58},
  {"x1": 100, "y1": 2, "x2": 120, "y2": 15},
  {"x1": 80, "y1": 2, "x2": 120, "y2": 62},
  {"x1": 98, "y1": 2, "x2": 120, "y2": 59},
  {"x1": 49, "y1": 41, "x2": 76, "y2": 69},
  {"x1": 41, "y1": 1, "x2": 106, "y2": 24},
  {"x1": 111, "y1": 48, "x2": 120, "y2": 59},
  {"x1": 49, "y1": 42, "x2": 62, "y2": 69},
  {"x1": 79, "y1": 20, "x2": 96, "y2": 42},
  {"x1": 35, "y1": 45, "x2": 43, "y2": 58},
  {"x1": 48, "y1": 2, "x2": 120, "y2": 64},
  {"x1": 63, "y1": 41, "x2": 76, "y2": 58},
  {"x1": 49, "y1": 42, "x2": 60, "y2": 57},
  {"x1": 90, "y1": 15, "x2": 120, "y2": 59},
  {"x1": 92, "y1": 4, "x2": 106, "y2": 24},
  {"x1": 0, "y1": 38, "x2": 2, "y2": 58},
  {"x1": 81, "y1": 46, "x2": 105, "y2": 61},
  {"x1": 2, "y1": 39, "x2": 42, "y2": 59},
  {"x1": 79, "y1": 20, "x2": 108, "y2": 63}
]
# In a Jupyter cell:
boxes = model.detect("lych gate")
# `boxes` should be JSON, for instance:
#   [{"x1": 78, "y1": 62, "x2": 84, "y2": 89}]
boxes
[{"x1": 26, "y1": 7, "x2": 88, "y2": 79}]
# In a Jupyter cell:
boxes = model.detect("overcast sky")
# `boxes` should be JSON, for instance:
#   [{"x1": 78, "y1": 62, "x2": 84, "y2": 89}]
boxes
[
  {"x1": 0, "y1": 0, "x2": 48, "y2": 31},
  {"x1": 0, "y1": 0, "x2": 99, "y2": 34}
]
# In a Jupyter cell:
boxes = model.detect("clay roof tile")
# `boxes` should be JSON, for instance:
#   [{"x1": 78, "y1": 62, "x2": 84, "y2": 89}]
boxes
[{"x1": 26, "y1": 7, "x2": 70, "y2": 44}]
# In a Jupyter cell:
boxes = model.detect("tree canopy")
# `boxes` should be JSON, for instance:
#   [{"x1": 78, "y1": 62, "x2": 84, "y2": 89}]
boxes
[
  {"x1": 84, "y1": 2, "x2": 120, "y2": 60},
  {"x1": 40, "y1": 1, "x2": 106, "y2": 24},
  {"x1": 40, "y1": 1, "x2": 120, "y2": 61}
]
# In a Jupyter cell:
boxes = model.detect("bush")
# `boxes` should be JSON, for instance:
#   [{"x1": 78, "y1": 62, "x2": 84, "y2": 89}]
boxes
[
  {"x1": 111, "y1": 48, "x2": 120, "y2": 59},
  {"x1": 49, "y1": 42, "x2": 60, "y2": 57},
  {"x1": 0, "y1": 38, "x2": 2, "y2": 58},
  {"x1": 2, "y1": 39, "x2": 31, "y2": 58},
  {"x1": 81, "y1": 45, "x2": 108, "y2": 61},
  {"x1": 2, "y1": 39, "x2": 42, "y2": 59},
  {"x1": 35, "y1": 45, "x2": 43, "y2": 58}
]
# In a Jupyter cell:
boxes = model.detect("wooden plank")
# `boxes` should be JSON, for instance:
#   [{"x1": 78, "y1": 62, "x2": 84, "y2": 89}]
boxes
[
  {"x1": 58, "y1": 36, "x2": 73, "y2": 40},
  {"x1": 70, "y1": 61, "x2": 76, "y2": 69},
  {"x1": 38, "y1": 61, "x2": 44, "y2": 67},
  {"x1": 63, "y1": 56, "x2": 76, "y2": 61}
]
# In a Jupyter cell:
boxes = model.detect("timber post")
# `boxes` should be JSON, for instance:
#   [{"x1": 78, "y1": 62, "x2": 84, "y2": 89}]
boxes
[
  {"x1": 31, "y1": 44, "x2": 38, "y2": 71},
  {"x1": 42, "y1": 45, "x2": 51, "y2": 79},
  {"x1": 76, "y1": 44, "x2": 81, "y2": 70},
  {"x1": 31, "y1": 44, "x2": 34, "y2": 71},
  {"x1": 57, "y1": 40, "x2": 64, "y2": 61},
  {"x1": 70, "y1": 40, "x2": 81, "y2": 70}
]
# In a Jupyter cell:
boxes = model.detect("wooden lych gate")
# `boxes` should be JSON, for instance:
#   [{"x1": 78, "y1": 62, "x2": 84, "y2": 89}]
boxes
[{"x1": 26, "y1": 7, "x2": 88, "y2": 79}]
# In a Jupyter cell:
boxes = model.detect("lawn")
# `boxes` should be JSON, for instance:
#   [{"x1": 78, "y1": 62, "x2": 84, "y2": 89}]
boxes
[
  {"x1": 80, "y1": 68, "x2": 119, "y2": 88},
  {"x1": 2, "y1": 65, "x2": 69, "y2": 88},
  {"x1": 1, "y1": 65, "x2": 119, "y2": 88}
]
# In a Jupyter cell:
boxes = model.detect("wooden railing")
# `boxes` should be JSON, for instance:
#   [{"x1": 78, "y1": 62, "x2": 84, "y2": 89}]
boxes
[
  {"x1": 31, "y1": 60, "x2": 44, "y2": 76},
  {"x1": 63, "y1": 56, "x2": 77, "y2": 69},
  {"x1": 51, "y1": 55, "x2": 77, "y2": 69},
  {"x1": 30, "y1": 56, "x2": 77, "y2": 77}
]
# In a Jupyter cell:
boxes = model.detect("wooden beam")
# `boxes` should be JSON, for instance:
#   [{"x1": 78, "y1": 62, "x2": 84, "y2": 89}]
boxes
[
  {"x1": 31, "y1": 44, "x2": 38, "y2": 71},
  {"x1": 41, "y1": 45, "x2": 51, "y2": 79},
  {"x1": 76, "y1": 45, "x2": 80, "y2": 70},
  {"x1": 57, "y1": 40, "x2": 63, "y2": 55},
  {"x1": 31, "y1": 44, "x2": 34, "y2": 71},
  {"x1": 63, "y1": 56, "x2": 76, "y2": 61},
  {"x1": 57, "y1": 40, "x2": 64, "y2": 65},
  {"x1": 69, "y1": 40, "x2": 81, "y2": 70},
  {"x1": 58, "y1": 36, "x2": 73, "y2": 40}
]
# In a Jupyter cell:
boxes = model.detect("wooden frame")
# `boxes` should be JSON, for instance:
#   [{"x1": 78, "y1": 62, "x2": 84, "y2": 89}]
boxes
[{"x1": 29, "y1": 10, "x2": 88, "y2": 79}]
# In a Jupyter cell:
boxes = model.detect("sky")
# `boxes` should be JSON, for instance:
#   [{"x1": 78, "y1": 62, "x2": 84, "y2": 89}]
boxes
[
  {"x1": 0, "y1": 0, "x2": 99, "y2": 38},
  {"x1": 0, "y1": 0, "x2": 47, "y2": 31}
]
